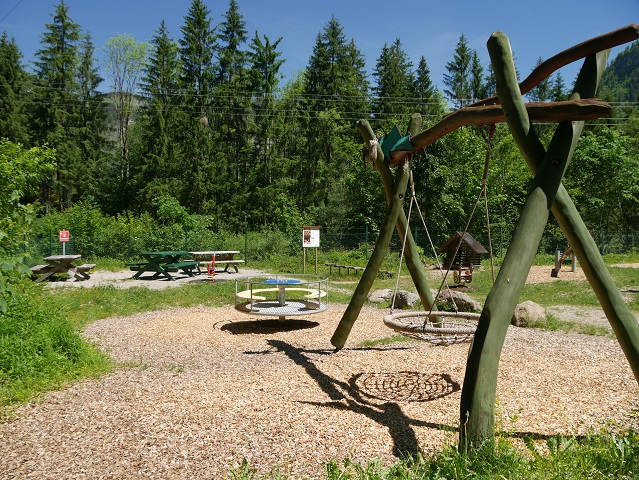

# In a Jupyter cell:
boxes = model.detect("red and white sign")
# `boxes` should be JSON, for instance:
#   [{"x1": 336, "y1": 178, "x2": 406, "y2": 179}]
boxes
[{"x1": 59, "y1": 230, "x2": 70, "y2": 242}]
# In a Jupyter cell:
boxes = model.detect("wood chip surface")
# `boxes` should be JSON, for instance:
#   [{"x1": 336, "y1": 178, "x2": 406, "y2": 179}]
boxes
[{"x1": 1, "y1": 303, "x2": 638, "y2": 479}]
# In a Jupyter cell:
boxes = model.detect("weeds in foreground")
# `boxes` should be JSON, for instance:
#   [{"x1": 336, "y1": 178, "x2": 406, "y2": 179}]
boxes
[{"x1": 227, "y1": 431, "x2": 639, "y2": 479}]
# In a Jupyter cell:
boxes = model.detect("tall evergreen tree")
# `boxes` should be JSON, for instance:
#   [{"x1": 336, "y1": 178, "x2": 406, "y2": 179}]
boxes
[
  {"x1": 443, "y1": 33, "x2": 473, "y2": 107},
  {"x1": 0, "y1": 33, "x2": 30, "y2": 144},
  {"x1": 551, "y1": 71, "x2": 568, "y2": 101},
  {"x1": 32, "y1": 0, "x2": 82, "y2": 211},
  {"x1": 414, "y1": 55, "x2": 444, "y2": 122},
  {"x1": 179, "y1": 0, "x2": 216, "y2": 115},
  {"x1": 75, "y1": 34, "x2": 107, "y2": 203},
  {"x1": 213, "y1": 0, "x2": 250, "y2": 207},
  {"x1": 527, "y1": 57, "x2": 552, "y2": 102},
  {"x1": 470, "y1": 50, "x2": 485, "y2": 101},
  {"x1": 247, "y1": 33, "x2": 283, "y2": 181},
  {"x1": 178, "y1": 0, "x2": 217, "y2": 214},
  {"x1": 301, "y1": 16, "x2": 369, "y2": 210},
  {"x1": 372, "y1": 38, "x2": 415, "y2": 130},
  {"x1": 215, "y1": 0, "x2": 247, "y2": 85},
  {"x1": 136, "y1": 20, "x2": 183, "y2": 210}
]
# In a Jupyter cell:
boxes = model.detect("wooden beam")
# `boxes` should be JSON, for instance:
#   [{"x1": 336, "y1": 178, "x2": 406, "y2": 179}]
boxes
[
  {"x1": 389, "y1": 99, "x2": 611, "y2": 164},
  {"x1": 470, "y1": 24, "x2": 639, "y2": 108}
]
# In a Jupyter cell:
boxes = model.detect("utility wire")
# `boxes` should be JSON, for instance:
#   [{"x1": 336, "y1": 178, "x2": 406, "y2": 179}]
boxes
[{"x1": 0, "y1": 0, "x2": 24, "y2": 24}]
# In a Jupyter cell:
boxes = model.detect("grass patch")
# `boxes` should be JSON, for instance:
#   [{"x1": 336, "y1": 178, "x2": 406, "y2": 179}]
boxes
[
  {"x1": 227, "y1": 430, "x2": 639, "y2": 479},
  {"x1": 40, "y1": 280, "x2": 237, "y2": 329},
  {"x1": 0, "y1": 282, "x2": 112, "y2": 412},
  {"x1": 357, "y1": 334, "x2": 414, "y2": 348}
]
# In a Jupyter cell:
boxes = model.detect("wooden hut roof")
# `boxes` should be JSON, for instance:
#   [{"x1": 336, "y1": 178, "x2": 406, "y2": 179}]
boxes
[{"x1": 438, "y1": 231, "x2": 488, "y2": 254}]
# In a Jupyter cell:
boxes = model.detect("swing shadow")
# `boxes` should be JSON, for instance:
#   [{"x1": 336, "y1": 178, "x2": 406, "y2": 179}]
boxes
[{"x1": 259, "y1": 339, "x2": 458, "y2": 458}]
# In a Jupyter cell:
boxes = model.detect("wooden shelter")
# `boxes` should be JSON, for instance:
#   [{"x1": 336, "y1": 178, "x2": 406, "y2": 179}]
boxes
[{"x1": 438, "y1": 231, "x2": 488, "y2": 270}]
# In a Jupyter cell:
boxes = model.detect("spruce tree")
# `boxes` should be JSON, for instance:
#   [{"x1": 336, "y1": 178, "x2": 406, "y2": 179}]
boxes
[
  {"x1": 178, "y1": 0, "x2": 217, "y2": 214},
  {"x1": 443, "y1": 33, "x2": 473, "y2": 107},
  {"x1": 301, "y1": 16, "x2": 369, "y2": 210},
  {"x1": 32, "y1": 0, "x2": 82, "y2": 211},
  {"x1": 372, "y1": 38, "x2": 415, "y2": 130},
  {"x1": 75, "y1": 34, "x2": 107, "y2": 205},
  {"x1": 470, "y1": 50, "x2": 485, "y2": 101},
  {"x1": 136, "y1": 20, "x2": 183, "y2": 211},
  {"x1": 0, "y1": 33, "x2": 30, "y2": 144},
  {"x1": 551, "y1": 71, "x2": 568, "y2": 101},
  {"x1": 414, "y1": 55, "x2": 444, "y2": 122},
  {"x1": 527, "y1": 57, "x2": 552, "y2": 102}
]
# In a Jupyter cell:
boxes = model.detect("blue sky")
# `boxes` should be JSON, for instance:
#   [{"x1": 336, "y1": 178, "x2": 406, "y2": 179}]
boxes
[{"x1": 1, "y1": 0, "x2": 637, "y2": 92}]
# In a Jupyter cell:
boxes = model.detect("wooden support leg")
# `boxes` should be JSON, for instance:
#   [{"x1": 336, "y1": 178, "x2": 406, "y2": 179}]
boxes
[{"x1": 331, "y1": 161, "x2": 410, "y2": 349}]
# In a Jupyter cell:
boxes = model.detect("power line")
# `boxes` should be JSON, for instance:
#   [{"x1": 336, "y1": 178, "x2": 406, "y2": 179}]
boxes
[{"x1": 0, "y1": 0, "x2": 24, "y2": 24}]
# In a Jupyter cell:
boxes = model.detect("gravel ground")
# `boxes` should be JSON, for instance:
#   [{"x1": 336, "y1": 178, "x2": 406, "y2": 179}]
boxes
[
  {"x1": 1, "y1": 300, "x2": 638, "y2": 479},
  {"x1": 2, "y1": 264, "x2": 637, "y2": 478}
]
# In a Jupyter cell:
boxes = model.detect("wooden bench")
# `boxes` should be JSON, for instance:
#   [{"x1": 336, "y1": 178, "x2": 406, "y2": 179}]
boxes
[
  {"x1": 326, "y1": 263, "x2": 366, "y2": 275},
  {"x1": 73, "y1": 263, "x2": 96, "y2": 280},
  {"x1": 126, "y1": 261, "x2": 148, "y2": 271},
  {"x1": 30, "y1": 264, "x2": 51, "y2": 274},
  {"x1": 164, "y1": 260, "x2": 199, "y2": 277}
]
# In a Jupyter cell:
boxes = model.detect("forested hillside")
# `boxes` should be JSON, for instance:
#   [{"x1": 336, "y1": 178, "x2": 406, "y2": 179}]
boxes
[
  {"x1": 1, "y1": 0, "x2": 637, "y2": 250},
  {"x1": 601, "y1": 40, "x2": 639, "y2": 103}
]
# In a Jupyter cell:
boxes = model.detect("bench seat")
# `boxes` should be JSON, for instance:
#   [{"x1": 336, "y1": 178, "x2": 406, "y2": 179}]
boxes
[
  {"x1": 126, "y1": 262, "x2": 148, "y2": 271},
  {"x1": 164, "y1": 260, "x2": 199, "y2": 276},
  {"x1": 30, "y1": 264, "x2": 51, "y2": 274},
  {"x1": 74, "y1": 263, "x2": 96, "y2": 280},
  {"x1": 75, "y1": 263, "x2": 96, "y2": 273}
]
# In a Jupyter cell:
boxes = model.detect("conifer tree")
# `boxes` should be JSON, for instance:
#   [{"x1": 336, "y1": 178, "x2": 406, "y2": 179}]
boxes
[
  {"x1": 0, "y1": 33, "x2": 30, "y2": 144},
  {"x1": 443, "y1": 33, "x2": 473, "y2": 107},
  {"x1": 301, "y1": 16, "x2": 369, "y2": 209},
  {"x1": 414, "y1": 55, "x2": 444, "y2": 122},
  {"x1": 180, "y1": 0, "x2": 216, "y2": 115},
  {"x1": 32, "y1": 0, "x2": 82, "y2": 211},
  {"x1": 372, "y1": 38, "x2": 415, "y2": 130},
  {"x1": 470, "y1": 50, "x2": 485, "y2": 101},
  {"x1": 136, "y1": 20, "x2": 183, "y2": 210},
  {"x1": 527, "y1": 57, "x2": 552, "y2": 102},
  {"x1": 551, "y1": 71, "x2": 568, "y2": 101},
  {"x1": 75, "y1": 34, "x2": 107, "y2": 204},
  {"x1": 178, "y1": 0, "x2": 217, "y2": 213}
]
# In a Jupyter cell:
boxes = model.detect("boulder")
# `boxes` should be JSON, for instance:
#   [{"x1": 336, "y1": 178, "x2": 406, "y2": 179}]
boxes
[
  {"x1": 368, "y1": 289, "x2": 392, "y2": 303},
  {"x1": 393, "y1": 290, "x2": 420, "y2": 309},
  {"x1": 436, "y1": 289, "x2": 482, "y2": 313},
  {"x1": 511, "y1": 300, "x2": 546, "y2": 327}
]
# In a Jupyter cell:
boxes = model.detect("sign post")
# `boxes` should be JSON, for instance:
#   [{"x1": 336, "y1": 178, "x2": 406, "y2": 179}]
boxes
[
  {"x1": 302, "y1": 226, "x2": 320, "y2": 273},
  {"x1": 59, "y1": 229, "x2": 70, "y2": 255}
]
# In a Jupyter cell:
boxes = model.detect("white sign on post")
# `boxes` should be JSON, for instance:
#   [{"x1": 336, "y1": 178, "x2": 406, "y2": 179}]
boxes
[
  {"x1": 302, "y1": 226, "x2": 320, "y2": 273},
  {"x1": 302, "y1": 227, "x2": 320, "y2": 248}
]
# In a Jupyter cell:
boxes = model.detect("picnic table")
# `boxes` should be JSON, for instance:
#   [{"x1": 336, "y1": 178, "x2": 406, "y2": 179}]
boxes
[
  {"x1": 30, "y1": 255, "x2": 96, "y2": 282},
  {"x1": 127, "y1": 251, "x2": 199, "y2": 281},
  {"x1": 189, "y1": 251, "x2": 244, "y2": 273}
]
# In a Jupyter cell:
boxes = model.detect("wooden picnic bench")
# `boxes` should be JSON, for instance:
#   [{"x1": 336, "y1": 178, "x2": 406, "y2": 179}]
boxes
[
  {"x1": 189, "y1": 251, "x2": 244, "y2": 274},
  {"x1": 30, "y1": 255, "x2": 95, "y2": 282},
  {"x1": 128, "y1": 251, "x2": 195, "y2": 281}
]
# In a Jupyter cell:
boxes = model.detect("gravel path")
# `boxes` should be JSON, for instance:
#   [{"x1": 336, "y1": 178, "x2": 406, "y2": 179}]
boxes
[{"x1": 1, "y1": 302, "x2": 638, "y2": 479}]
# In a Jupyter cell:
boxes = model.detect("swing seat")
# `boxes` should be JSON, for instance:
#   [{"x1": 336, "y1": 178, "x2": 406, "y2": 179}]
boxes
[{"x1": 383, "y1": 310, "x2": 480, "y2": 345}]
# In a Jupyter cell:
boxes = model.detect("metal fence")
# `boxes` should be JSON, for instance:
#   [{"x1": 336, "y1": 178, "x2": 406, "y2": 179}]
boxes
[{"x1": 25, "y1": 226, "x2": 638, "y2": 264}]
